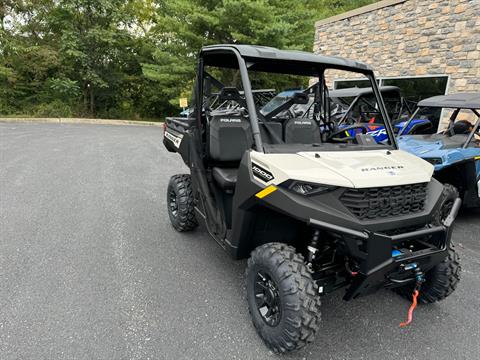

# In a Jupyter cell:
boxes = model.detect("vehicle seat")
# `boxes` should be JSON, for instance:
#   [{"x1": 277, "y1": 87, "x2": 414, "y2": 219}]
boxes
[
  {"x1": 209, "y1": 109, "x2": 252, "y2": 191},
  {"x1": 284, "y1": 117, "x2": 321, "y2": 144},
  {"x1": 452, "y1": 120, "x2": 472, "y2": 135},
  {"x1": 212, "y1": 167, "x2": 237, "y2": 191},
  {"x1": 209, "y1": 110, "x2": 253, "y2": 162}
]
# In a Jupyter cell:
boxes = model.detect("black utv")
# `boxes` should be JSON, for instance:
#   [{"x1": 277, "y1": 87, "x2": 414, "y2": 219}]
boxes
[{"x1": 163, "y1": 45, "x2": 461, "y2": 353}]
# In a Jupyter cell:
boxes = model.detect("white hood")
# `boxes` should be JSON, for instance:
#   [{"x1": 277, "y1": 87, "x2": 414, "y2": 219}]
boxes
[{"x1": 250, "y1": 150, "x2": 433, "y2": 188}]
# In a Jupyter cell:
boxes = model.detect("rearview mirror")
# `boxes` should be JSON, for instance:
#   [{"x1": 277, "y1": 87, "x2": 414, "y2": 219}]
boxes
[{"x1": 292, "y1": 92, "x2": 309, "y2": 105}]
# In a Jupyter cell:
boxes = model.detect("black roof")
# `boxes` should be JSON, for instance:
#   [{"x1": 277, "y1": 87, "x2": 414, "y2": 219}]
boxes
[
  {"x1": 201, "y1": 44, "x2": 373, "y2": 75},
  {"x1": 329, "y1": 86, "x2": 401, "y2": 98},
  {"x1": 417, "y1": 93, "x2": 480, "y2": 109}
]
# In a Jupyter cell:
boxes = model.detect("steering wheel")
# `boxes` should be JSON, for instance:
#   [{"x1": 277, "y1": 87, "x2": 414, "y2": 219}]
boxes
[{"x1": 328, "y1": 124, "x2": 370, "y2": 143}]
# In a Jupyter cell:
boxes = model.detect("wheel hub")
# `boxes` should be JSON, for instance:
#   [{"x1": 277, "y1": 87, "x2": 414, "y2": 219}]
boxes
[
  {"x1": 254, "y1": 271, "x2": 281, "y2": 327},
  {"x1": 168, "y1": 189, "x2": 178, "y2": 216}
]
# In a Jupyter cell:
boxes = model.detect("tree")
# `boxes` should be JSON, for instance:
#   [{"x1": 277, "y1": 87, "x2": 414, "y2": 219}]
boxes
[
  {"x1": 1, "y1": 0, "x2": 172, "y2": 118},
  {"x1": 143, "y1": 0, "x2": 376, "y2": 106},
  {"x1": 0, "y1": 0, "x2": 375, "y2": 119}
]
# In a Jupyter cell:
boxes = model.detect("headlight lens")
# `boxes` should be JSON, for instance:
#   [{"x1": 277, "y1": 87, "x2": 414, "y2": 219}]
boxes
[
  {"x1": 288, "y1": 181, "x2": 337, "y2": 196},
  {"x1": 424, "y1": 157, "x2": 442, "y2": 165}
]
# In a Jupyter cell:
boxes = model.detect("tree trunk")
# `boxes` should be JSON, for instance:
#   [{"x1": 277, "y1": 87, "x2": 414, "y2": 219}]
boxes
[
  {"x1": 89, "y1": 86, "x2": 94, "y2": 118},
  {"x1": 83, "y1": 84, "x2": 89, "y2": 115}
]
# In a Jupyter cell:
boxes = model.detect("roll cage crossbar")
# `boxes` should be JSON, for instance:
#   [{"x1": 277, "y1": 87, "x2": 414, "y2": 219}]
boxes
[{"x1": 196, "y1": 45, "x2": 397, "y2": 152}]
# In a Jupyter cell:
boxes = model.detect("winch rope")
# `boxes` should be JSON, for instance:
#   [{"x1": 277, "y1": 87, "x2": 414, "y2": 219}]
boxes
[{"x1": 399, "y1": 289, "x2": 419, "y2": 327}]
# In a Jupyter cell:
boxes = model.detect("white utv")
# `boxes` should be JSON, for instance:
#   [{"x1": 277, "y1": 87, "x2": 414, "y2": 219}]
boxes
[{"x1": 163, "y1": 45, "x2": 461, "y2": 353}]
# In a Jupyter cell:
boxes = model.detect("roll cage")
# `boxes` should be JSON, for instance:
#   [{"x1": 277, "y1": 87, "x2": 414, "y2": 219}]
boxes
[
  {"x1": 401, "y1": 93, "x2": 480, "y2": 148},
  {"x1": 194, "y1": 45, "x2": 398, "y2": 152}
]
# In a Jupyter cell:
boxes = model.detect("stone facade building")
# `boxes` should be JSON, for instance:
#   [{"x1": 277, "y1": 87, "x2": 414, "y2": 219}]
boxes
[{"x1": 314, "y1": 0, "x2": 479, "y2": 98}]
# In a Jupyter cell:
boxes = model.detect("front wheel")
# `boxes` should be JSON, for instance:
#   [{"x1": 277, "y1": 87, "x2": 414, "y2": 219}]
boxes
[{"x1": 246, "y1": 243, "x2": 321, "y2": 353}]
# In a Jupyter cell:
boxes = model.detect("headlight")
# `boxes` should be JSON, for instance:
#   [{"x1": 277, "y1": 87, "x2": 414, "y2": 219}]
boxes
[
  {"x1": 288, "y1": 181, "x2": 337, "y2": 196},
  {"x1": 424, "y1": 157, "x2": 442, "y2": 165}
]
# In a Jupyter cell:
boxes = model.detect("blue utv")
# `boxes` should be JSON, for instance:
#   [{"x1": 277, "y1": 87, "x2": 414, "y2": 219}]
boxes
[{"x1": 398, "y1": 93, "x2": 480, "y2": 208}]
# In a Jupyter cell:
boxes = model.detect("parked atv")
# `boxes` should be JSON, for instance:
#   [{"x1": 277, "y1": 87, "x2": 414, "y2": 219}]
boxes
[
  {"x1": 180, "y1": 83, "x2": 276, "y2": 117},
  {"x1": 260, "y1": 85, "x2": 426, "y2": 144},
  {"x1": 327, "y1": 86, "x2": 426, "y2": 142},
  {"x1": 163, "y1": 45, "x2": 461, "y2": 353},
  {"x1": 398, "y1": 93, "x2": 480, "y2": 208}
]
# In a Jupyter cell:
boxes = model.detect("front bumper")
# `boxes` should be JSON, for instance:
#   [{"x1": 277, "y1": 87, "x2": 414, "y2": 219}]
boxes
[{"x1": 309, "y1": 197, "x2": 462, "y2": 300}]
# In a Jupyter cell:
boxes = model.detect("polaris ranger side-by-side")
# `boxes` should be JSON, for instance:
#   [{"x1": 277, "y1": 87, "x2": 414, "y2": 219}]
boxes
[{"x1": 163, "y1": 45, "x2": 461, "y2": 353}]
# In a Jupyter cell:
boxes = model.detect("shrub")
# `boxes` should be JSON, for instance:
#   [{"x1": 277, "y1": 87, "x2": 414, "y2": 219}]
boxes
[{"x1": 33, "y1": 100, "x2": 73, "y2": 118}]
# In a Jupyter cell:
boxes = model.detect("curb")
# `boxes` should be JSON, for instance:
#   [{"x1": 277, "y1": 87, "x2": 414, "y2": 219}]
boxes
[{"x1": 0, "y1": 117, "x2": 164, "y2": 127}]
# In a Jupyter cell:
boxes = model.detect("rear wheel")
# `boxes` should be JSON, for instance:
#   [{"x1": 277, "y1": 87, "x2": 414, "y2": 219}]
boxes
[
  {"x1": 394, "y1": 184, "x2": 461, "y2": 303},
  {"x1": 167, "y1": 174, "x2": 198, "y2": 232},
  {"x1": 246, "y1": 243, "x2": 321, "y2": 353}
]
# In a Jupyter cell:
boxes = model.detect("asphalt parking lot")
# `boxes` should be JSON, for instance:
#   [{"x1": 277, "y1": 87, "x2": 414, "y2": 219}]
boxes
[{"x1": 1, "y1": 122, "x2": 479, "y2": 360}]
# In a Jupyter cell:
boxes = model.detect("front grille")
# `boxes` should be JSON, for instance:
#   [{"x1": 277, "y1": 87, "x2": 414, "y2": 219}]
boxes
[{"x1": 340, "y1": 183, "x2": 428, "y2": 220}]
